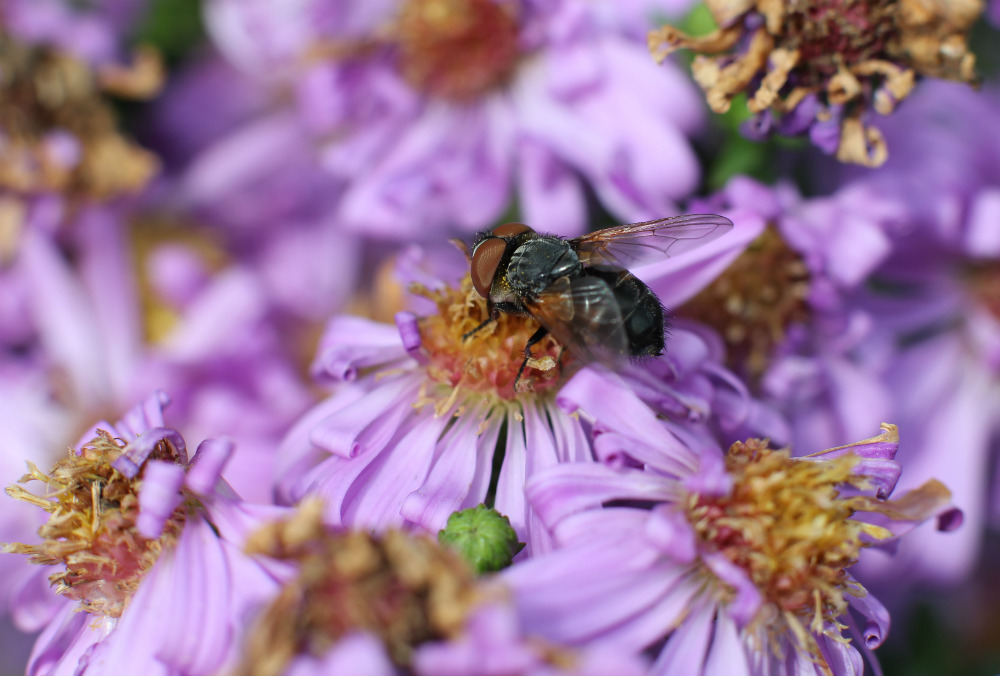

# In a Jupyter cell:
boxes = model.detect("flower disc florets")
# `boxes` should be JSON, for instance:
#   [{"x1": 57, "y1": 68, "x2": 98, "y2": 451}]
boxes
[
  {"x1": 237, "y1": 502, "x2": 481, "y2": 676},
  {"x1": 680, "y1": 227, "x2": 810, "y2": 381},
  {"x1": 689, "y1": 440, "x2": 867, "y2": 641},
  {"x1": 649, "y1": 0, "x2": 983, "y2": 166},
  {"x1": 395, "y1": 0, "x2": 522, "y2": 101},
  {"x1": 3, "y1": 430, "x2": 186, "y2": 617},
  {"x1": 413, "y1": 276, "x2": 566, "y2": 407}
]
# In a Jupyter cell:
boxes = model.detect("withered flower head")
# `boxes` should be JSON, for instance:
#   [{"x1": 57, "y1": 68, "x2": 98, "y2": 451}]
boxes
[
  {"x1": 650, "y1": 0, "x2": 983, "y2": 166},
  {"x1": 236, "y1": 500, "x2": 483, "y2": 676},
  {"x1": 2, "y1": 428, "x2": 188, "y2": 618},
  {"x1": 0, "y1": 35, "x2": 162, "y2": 203}
]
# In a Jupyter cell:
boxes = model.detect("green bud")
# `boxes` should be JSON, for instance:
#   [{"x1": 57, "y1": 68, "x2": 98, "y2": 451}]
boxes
[{"x1": 438, "y1": 505, "x2": 525, "y2": 574}]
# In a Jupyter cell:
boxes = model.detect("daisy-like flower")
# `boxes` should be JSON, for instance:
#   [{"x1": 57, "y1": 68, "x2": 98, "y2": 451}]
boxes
[
  {"x1": 2, "y1": 391, "x2": 289, "y2": 676},
  {"x1": 673, "y1": 175, "x2": 904, "y2": 453},
  {"x1": 277, "y1": 243, "x2": 780, "y2": 555},
  {"x1": 649, "y1": 0, "x2": 983, "y2": 166},
  {"x1": 231, "y1": 499, "x2": 647, "y2": 676},
  {"x1": 509, "y1": 423, "x2": 960, "y2": 676},
  {"x1": 191, "y1": 0, "x2": 705, "y2": 239}
]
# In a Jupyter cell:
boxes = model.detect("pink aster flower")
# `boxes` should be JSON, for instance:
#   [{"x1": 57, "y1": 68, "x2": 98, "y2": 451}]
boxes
[
  {"x1": 228, "y1": 500, "x2": 648, "y2": 676},
  {"x1": 192, "y1": 0, "x2": 705, "y2": 240},
  {"x1": 508, "y1": 423, "x2": 959, "y2": 675},
  {"x1": 276, "y1": 242, "x2": 783, "y2": 555},
  {"x1": 2, "y1": 392, "x2": 290, "y2": 676},
  {"x1": 672, "y1": 175, "x2": 905, "y2": 454}
]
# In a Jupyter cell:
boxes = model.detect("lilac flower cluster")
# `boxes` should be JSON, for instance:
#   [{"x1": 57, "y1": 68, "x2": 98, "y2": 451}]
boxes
[{"x1": 0, "y1": 1, "x2": 997, "y2": 675}]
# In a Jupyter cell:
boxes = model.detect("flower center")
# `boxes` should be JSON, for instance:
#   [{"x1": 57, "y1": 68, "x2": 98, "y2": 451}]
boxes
[
  {"x1": 0, "y1": 36, "x2": 159, "y2": 202},
  {"x1": 963, "y1": 262, "x2": 1000, "y2": 323},
  {"x1": 238, "y1": 503, "x2": 480, "y2": 676},
  {"x1": 393, "y1": 0, "x2": 521, "y2": 101},
  {"x1": 3, "y1": 431, "x2": 185, "y2": 617},
  {"x1": 413, "y1": 276, "x2": 567, "y2": 405},
  {"x1": 688, "y1": 440, "x2": 867, "y2": 638},
  {"x1": 781, "y1": 0, "x2": 897, "y2": 84},
  {"x1": 678, "y1": 227, "x2": 810, "y2": 381}
]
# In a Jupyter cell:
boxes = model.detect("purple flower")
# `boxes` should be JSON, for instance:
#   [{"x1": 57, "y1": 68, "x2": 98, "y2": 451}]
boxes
[
  {"x1": 191, "y1": 0, "x2": 705, "y2": 240},
  {"x1": 507, "y1": 424, "x2": 959, "y2": 675},
  {"x1": 228, "y1": 500, "x2": 649, "y2": 676},
  {"x1": 3, "y1": 392, "x2": 289, "y2": 676},
  {"x1": 668, "y1": 175, "x2": 905, "y2": 454},
  {"x1": 276, "y1": 244, "x2": 779, "y2": 555}
]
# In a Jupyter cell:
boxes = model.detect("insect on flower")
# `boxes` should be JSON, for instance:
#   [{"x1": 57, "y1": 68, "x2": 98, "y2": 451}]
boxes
[{"x1": 464, "y1": 214, "x2": 733, "y2": 389}]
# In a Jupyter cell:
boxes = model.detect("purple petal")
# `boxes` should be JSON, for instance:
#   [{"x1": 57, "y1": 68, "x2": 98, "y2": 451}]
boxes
[
  {"x1": 312, "y1": 315, "x2": 410, "y2": 384},
  {"x1": 401, "y1": 404, "x2": 502, "y2": 531},
  {"x1": 650, "y1": 595, "x2": 714, "y2": 676},
  {"x1": 185, "y1": 438, "x2": 236, "y2": 496},
  {"x1": 136, "y1": 461, "x2": 185, "y2": 539},
  {"x1": 112, "y1": 427, "x2": 187, "y2": 479},
  {"x1": 702, "y1": 552, "x2": 762, "y2": 627},
  {"x1": 287, "y1": 632, "x2": 396, "y2": 676},
  {"x1": 844, "y1": 580, "x2": 890, "y2": 649},
  {"x1": 308, "y1": 375, "x2": 421, "y2": 458},
  {"x1": 702, "y1": 611, "x2": 751, "y2": 676}
]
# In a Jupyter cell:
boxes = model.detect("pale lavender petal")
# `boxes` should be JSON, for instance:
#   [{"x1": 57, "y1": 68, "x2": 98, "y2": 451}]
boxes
[
  {"x1": 136, "y1": 461, "x2": 185, "y2": 539},
  {"x1": 576, "y1": 566, "x2": 701, "y2": 653},
  {"x1": 517, "y1": 138, "x2": 587, "y2": 238},
  {"x1": 185, "y1": 438, "x2": 236, "y2": 496},
  {"x1": 649, "y1": 595, "x2": 715, "y2": 676},
  {"x1": 526, "y1": 464, "x2": 677, "y2": 529},
  {"x1": 702, "y1": 611, "x2": 750, "y2": 676},
  {"x1": 550, "y1": 507, "x2": 649, "y2": 548},
  {"x1": 345, "y1": 412, "x2": 450, "y2": 530},
  {"x1": 308, "y1": 375, "x2": 421, "y2": 458},
  {"x1": 558, "y1": 370, "x2": 698, "y2": 476},
  {"x1": 402, "y1": 404, "x2": 502, "y2": 531},
  {"x1": 494, "y1": 408, "x2": 530, "y2": 544},
  {"x1": 844, "y1": 580, "x2": 890, "y2": 649},
  {"x1": 414, "y1": 603, "x2": 538, "y2": 676},
  {"x1": 113, "y1": 391, "x2": 171, "y2": 442},
  {"x1": 312, "y1": 315, "x2": 410, "y2": 383},
  {"x1": 964, "y1": 187, "x2": 1000, "y2": 256},
  {"x1": 27, "y1": 602, "x2": 111, "y2": 676},
  {"x1": 702, "y1": 552, "x2": 762, "y2": 627},
  {"x1": 644, "y1": 505, "x2": 697, "y2": 564},
  {"x1": 112, "y1": 427, "x2": 187, "y2": 479},
  {"x1": 286, "y1": 632, "x2": 396, "y2": 676}
]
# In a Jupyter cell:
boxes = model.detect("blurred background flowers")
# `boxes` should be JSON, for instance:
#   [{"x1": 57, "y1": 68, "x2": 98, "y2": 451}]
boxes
[{"x1": 0, "y1": 0, "x2": 998, "y2": 674}]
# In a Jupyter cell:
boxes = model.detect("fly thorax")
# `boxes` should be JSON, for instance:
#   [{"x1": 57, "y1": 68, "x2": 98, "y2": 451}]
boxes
[{"x1": 507, "y1": 239, "x2": 581, "y2": 296}]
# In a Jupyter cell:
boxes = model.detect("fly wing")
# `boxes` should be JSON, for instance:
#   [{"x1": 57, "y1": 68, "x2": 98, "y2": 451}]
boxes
[
  {"x1": 524, "y1": 275, "x2": 628, "y2": 367},
  {"x1": 572, "y1": 214, "x2": 733, "y2": 269}
]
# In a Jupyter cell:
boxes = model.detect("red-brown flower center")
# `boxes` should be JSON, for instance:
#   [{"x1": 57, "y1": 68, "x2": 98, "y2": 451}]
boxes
[{"x1": 394, "y1": 0, "x2": 521, "y2": 101}]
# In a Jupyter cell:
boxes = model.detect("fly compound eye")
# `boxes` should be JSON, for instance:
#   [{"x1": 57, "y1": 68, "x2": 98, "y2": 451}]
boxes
[
  {"x1": 492, "y1": 222, "x2": 533, "y2": 238},
  {"x1": 470, "y1": 237, "x2": 508, "y2": 298}
]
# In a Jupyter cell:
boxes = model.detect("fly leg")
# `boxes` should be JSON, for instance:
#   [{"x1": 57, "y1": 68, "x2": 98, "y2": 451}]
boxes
[
  {"x1": 514, "y1": 326, "x2": 550, "y2": 392},
  {"x1": 463, "y1": 301, "x2": 499, "y2": 341}
]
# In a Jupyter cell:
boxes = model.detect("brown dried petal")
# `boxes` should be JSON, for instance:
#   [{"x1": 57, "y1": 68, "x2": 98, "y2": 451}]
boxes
[
  {"x1": 827, "y1": 66, "x2": 863, "y2": 106},
  {"x1": 748, "y1": 48, "x2": 799, "y2": 114},
  {"x1": 837, "y1": 116, "x2": 888, "y2": 168},
  {"x1": 706, "y1": 0, "x2": 756, "y2": 27},
  {"x1": 648, "y1": 25, "x2": 743, "y2": 63}
]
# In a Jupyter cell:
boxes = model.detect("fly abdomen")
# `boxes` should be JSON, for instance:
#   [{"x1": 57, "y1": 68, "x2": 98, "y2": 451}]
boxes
[{"x1": 586, "y1": 268, "x2": 665, "y2": 357}]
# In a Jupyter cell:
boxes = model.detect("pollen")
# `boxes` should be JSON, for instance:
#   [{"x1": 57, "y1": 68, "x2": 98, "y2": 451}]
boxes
[
  {"x1": 2, "y1": 431, "x2": 185, "y2": 617},
  {"x1": 414, "y1": 276, "x2": 566, "y2": 405},
  {"x1": 678, "y1": 227, "x2": 810, "y2": 382},
  {"x1": 393, "y1": 0, "x2": 521, "y2": 101},
  {"x1": 686, "y1": 439, "x2": 874, "y2": 657},
  {"x1": 237, "y1": 501, "x2": 481, "y2": 676}
]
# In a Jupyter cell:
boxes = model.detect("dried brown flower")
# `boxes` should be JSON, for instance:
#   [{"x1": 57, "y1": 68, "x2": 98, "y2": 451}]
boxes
[{"x1": 650, "y1": 0, "x2": 983, "y2": 166}]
